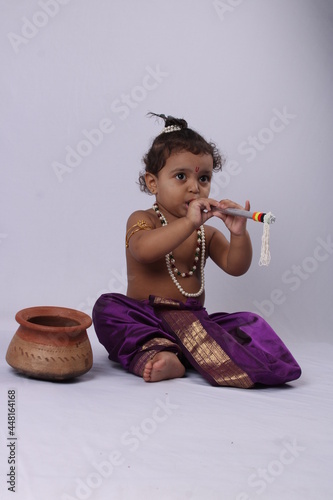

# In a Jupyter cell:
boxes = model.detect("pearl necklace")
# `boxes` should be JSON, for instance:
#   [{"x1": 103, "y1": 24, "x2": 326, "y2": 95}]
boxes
[{"x1": 153, "y1": 203, "x2": 205, "y2": 298}]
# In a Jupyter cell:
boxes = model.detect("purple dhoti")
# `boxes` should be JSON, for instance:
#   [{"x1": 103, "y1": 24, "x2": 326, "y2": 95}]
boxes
[{"x1": 92, "y1": 293, "x2": 301, "y2": 388}]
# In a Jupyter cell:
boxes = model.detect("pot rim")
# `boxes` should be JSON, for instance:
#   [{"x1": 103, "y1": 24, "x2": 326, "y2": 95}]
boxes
[{"x1": 15, "y1": 306, "x2": 92, "y2": 332}]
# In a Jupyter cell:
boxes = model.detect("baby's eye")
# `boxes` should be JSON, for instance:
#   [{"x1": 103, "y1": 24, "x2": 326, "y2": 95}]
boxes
[
  {"x1": 200, "y1": 175, "x2": 211, "y2": 183},
  {"x1": 176, "y1": 173, "x2": 186, "y2": 180}
]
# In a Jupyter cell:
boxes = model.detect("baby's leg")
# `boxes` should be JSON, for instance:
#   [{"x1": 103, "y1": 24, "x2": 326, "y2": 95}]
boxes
[{"x1": 143, "y1": 351, "x2": 185, "y2": 382}]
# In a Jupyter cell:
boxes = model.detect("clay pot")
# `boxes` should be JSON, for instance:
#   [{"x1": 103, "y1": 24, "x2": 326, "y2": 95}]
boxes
[{"x1": 6, "y1": 306, "x2": 93, "y2": 381}]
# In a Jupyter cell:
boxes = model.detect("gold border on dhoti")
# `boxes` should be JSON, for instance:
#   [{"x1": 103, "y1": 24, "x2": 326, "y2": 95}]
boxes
[
  {"x1": 132, "y1": 337, "x2": 179, "y2": 376},
  {"x1": 160, "y1": 310, "x2": 253, "y2": 388}
]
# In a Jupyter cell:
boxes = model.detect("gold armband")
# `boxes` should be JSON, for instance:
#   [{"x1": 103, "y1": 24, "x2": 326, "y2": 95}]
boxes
[{"x1": 125, "y1": 220, "x2": 153, "y2": 248}]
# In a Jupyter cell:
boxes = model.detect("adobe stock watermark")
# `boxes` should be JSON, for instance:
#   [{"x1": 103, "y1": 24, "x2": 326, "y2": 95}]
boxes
[
  {"x1": 61, "y1": 395, "x2": 179, "y2": 500},
  {"x1": 77, "y1": 267, "x2": 129, "y2": 315},
  {"x1": 7, "y1": 0, "x2": 72, "y2": 54},
  {"x1": 210, "y1": 158, "x2": 242, "y2": 199},
  {"x1": 236, "y1": 438, "x2": 306, "y2": 499},
  {"x1": 109, "y1": 65, "x2": 168, "y2": 121},
  {"x1": 237, "y1": 107, "x2": 296, "y2": 162},
  {"x1": 52, "y1": 65, "x2": 169, "y2": 183},
  {"x1": 210, "y1": 106, "x2": 296, "y2": 198},
  {"x1": 253, "y1": 235, "x2": 333, "y2": 318},
  {"x1": 213, "y1": 0, "x2": 245, "y2": 22},
  {"x1": 52, "y1": 117, "x2": 115, "y2": 183}
]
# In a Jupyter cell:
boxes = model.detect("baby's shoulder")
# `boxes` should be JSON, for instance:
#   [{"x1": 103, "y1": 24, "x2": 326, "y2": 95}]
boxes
[{"x1": 126, "y1": 208, "x2": 157, "y2": 229}]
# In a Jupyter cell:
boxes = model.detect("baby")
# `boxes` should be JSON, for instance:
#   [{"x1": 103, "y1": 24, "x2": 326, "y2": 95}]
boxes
[{"x1": 93, "y1": 114, "x2": 301, "y2": 388}]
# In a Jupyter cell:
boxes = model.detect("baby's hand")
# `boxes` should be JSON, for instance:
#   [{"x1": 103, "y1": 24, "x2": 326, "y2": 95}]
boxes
[
  {"x1": 186, "y1": 198, "x2": 220, "y2": 227},
  {"x1": 213, "y1": 199, "x2": 250, "y2": 236}
]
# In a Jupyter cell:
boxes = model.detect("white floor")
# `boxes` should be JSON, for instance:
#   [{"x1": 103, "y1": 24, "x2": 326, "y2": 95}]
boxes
[{"x1": 1, "y1": 327, "x2": 332, "y2": 500}]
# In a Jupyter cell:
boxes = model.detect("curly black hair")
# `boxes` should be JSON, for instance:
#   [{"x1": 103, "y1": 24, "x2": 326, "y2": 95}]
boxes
[{"x1": 138, "y1": 113, "x2": 225, "y2": 194}]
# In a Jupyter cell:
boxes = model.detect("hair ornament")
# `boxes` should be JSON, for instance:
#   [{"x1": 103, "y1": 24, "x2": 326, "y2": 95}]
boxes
[{"x1": 160, "y1": 124, "x2": 182, "y2": 134}]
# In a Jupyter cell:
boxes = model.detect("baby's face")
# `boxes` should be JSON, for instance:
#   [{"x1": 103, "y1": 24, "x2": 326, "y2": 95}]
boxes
[{"x1": 149, "y1": 150, "x2": 213, "y2": 220}]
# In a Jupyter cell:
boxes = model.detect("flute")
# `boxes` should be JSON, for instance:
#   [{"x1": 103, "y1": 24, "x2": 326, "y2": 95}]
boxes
[{"x1": 212, "y1": 207, "x2": 276, "y2": 224}]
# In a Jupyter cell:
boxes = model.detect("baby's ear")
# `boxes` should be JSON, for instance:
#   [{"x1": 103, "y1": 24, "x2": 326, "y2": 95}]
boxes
[{"x1": 145, "y1": 172, "x2": 158, "y2": 195}]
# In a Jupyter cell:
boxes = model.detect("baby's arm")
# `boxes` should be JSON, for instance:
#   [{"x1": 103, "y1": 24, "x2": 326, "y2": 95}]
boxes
[
  {"x1": 127, "y1": 199, "x2": 220, "y2": 263},
  {"x1": 126, "y1": 210, "x2": 196, "y2": 263}
]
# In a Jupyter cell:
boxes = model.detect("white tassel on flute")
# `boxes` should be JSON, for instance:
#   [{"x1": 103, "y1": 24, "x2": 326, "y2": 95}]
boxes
[{"x1": 213, "y1": 207, "x2": 276, "y2": 266}]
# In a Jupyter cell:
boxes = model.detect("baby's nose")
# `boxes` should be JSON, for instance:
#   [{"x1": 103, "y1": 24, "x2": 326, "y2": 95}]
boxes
[{"x1": 188, "y1": 179, "x2": 200, "y2": 193}]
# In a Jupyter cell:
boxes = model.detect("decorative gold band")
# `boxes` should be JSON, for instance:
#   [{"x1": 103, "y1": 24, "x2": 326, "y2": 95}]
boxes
[
  {"x1": 131, "y1": 337, "x2": 180, "y2": 376},
  {"x1": 125, "y1": 220, "x2": 152, "y2": 248},
  {"x1": 160, "y1": 309, "x2": 254, "y2": 388}
]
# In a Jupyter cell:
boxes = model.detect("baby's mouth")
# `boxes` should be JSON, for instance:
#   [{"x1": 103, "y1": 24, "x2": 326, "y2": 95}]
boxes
[{"x1": 185, "y1": 199, "x2": 195, "y2": 208}]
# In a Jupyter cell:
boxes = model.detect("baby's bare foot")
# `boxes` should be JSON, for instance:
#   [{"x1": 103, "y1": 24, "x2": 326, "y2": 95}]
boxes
[{"x1": 143, "y1": 351, "x2": 185, "y2": 382}]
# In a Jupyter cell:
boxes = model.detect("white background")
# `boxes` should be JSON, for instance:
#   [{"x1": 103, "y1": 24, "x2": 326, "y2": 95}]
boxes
[{"x1": 1, "y1": 0, "x2": 332, "y2": 344}]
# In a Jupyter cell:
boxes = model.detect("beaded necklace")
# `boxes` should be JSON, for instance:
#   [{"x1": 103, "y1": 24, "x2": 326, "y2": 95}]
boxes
[{"x1": 153, "y1": 203, "x2": 205, "y2": 298}]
